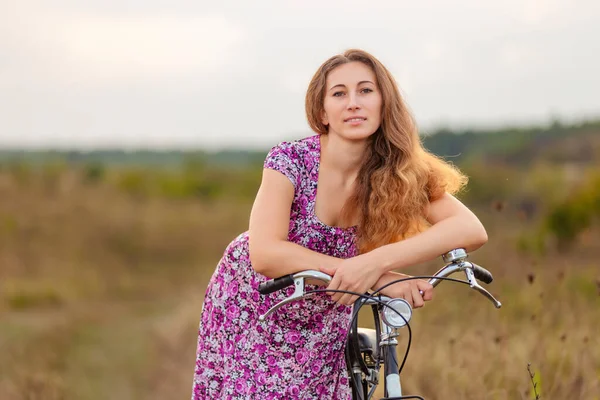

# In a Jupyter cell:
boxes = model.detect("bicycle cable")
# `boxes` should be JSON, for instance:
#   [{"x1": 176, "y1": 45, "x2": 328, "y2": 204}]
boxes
[{"x1": 304, "y1": 275, "x2": 473, "y2": 399}]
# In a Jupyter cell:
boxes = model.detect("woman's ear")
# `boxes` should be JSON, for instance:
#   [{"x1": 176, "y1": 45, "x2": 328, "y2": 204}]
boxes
[{"x1": 321, "y1": 111, "x2": 329, "y2": 127}]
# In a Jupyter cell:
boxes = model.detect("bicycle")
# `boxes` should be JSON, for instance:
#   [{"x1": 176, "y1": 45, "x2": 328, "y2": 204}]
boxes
[{"x1": 257, "y1": 248, "x2": 502, "y2": 400}]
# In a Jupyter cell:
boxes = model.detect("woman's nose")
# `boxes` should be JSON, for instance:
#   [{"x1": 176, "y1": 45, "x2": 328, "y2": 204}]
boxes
[{"x1": 346, "y1": 93, "x2": 361, "y2": 110}]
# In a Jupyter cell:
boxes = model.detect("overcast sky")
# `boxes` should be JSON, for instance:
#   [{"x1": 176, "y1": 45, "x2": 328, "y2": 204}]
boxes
[{"x1": 1, "y1": 0, "x2": 599, "y2": 149}]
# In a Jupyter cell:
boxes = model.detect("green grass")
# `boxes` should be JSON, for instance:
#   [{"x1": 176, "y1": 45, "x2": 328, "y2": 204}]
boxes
[{"x1": 0, "y1": 164, "x2": 599, "y2": 399}]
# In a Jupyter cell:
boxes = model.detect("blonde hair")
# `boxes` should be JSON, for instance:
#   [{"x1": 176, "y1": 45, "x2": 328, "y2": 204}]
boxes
[{"x1": 306, "y1": 49, "x2": 468, "y2": 253}]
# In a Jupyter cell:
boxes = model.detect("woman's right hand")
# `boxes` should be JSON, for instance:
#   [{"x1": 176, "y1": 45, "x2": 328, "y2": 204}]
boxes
[{"x1": 307, "y1": 257, "x2": 343, "y2": 286}]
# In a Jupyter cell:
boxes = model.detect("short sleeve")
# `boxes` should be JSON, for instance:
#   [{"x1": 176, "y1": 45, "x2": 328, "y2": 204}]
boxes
[{"x1": 263, "y1": 141, "x2": 300, "y2": 188}]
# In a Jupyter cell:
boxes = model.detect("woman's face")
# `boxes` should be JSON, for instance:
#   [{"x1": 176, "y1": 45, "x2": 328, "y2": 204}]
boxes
[{"x1": 321, "y1": 61, "x2": 383, "y2": 141}]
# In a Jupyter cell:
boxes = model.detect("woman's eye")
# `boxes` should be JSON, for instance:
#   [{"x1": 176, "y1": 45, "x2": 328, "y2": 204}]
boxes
[
  {"x1": 361, "y1": 88, "x2": 373, "y2": 94},
  {"x1": 333, "y1": 91, "x2": 344, "y2": 97}
]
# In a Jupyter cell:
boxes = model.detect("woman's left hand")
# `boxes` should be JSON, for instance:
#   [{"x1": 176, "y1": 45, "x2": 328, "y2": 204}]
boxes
[{"x1": 319, "y1": 254, "x2": 383, "y2": 305}]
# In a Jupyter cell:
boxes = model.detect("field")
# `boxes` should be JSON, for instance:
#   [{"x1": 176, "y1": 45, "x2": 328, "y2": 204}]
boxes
[{"x1": 0, "y1": 137, "x2": 599, "y2": 399}]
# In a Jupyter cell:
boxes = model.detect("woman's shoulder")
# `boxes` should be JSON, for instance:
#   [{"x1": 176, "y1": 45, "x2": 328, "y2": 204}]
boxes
[
  {"x1": 266, "y1": 134, "x2": 319, "y2": 165},
  {"x1": 263, "y1": 134, "x2": 320, "y2": 186},
  {"x1": 271, "y1": 134, "x2": 319, "y2": 155}
]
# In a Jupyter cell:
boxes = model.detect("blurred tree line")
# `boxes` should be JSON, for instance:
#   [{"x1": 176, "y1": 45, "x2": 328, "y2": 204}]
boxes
[
  {"x1": 1, "y1": 118, "x2": 599, "y2": 251},
  {"x1": 2, "y1": 119, "x2": 597, "y2": 167}
]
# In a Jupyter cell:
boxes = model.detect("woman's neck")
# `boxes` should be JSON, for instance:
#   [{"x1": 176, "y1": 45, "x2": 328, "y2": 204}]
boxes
[{"x1": 320, "y1": 133, "x2": 368, "y2": 180}]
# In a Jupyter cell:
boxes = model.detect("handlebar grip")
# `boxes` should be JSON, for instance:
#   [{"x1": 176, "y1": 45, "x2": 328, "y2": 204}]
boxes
[
  {"x1": 258, "y1": 274, "x2": 295, "y2": 295},
  {"x1": 472, "y1": 263, "x2": 493, "y2": 284}
]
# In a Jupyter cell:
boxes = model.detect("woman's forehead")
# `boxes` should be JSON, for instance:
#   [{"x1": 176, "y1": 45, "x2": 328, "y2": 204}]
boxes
[{"x1": 326, "y1": 62, "x2": 377, "y2": 87}]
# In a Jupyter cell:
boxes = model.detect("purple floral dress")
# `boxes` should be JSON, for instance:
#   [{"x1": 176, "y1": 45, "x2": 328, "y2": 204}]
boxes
[{"x1": 192, "y1": 134, "x2": 358, "y2": 399}]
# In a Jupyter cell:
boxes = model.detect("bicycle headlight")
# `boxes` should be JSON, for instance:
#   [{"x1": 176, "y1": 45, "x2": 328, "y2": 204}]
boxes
[{"x1": 381, "y1": 298, "x2": 412, "y2": 328}]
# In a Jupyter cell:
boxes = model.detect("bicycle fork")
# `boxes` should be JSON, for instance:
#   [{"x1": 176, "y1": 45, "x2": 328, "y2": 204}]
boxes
[{"x1": 381, "y1": 324, "x2": 402, "y2": 399}]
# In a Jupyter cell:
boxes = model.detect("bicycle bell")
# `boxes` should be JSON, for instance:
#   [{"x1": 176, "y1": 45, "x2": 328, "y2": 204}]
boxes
[{"x1": 442, "y1": 248, "x2": 468, "y2": 264}]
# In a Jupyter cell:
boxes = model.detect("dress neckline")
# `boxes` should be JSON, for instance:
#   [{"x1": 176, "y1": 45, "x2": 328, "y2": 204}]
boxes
[{"x1": 310, "y1": 134, "x2": 358, "y2": 233}]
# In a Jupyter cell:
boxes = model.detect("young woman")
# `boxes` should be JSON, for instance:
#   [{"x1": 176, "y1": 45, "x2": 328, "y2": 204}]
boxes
[{"x1": 191, "y1": 49, "x2": 487, "y2": 399}]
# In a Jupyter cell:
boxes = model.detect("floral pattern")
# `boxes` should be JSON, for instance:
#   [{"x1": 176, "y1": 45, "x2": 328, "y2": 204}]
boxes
[{"x1": 192, "y1": 135, "x2": 358, "y2": 399}]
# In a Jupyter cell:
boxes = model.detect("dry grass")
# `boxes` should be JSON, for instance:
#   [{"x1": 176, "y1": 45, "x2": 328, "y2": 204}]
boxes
[{"x1": 0, "y1": 168, "x2": 599, "y2": 399}]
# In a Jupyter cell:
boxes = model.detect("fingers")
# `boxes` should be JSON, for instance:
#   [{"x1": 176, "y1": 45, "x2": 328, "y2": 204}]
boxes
[
  {"x1": 417, "y1": 280, "x2": 434, "y2": 301},
  {"x1": 327, "y1": 276, "x2": 358, "y2": 305},
  {"x1": 329, "y1": 276, "x2": 433, "y2": 308},
  {"x1": 399, "y1": 290, "x2": 414, "y2": 308},
  {"x1": 411, "y1": 284, "x2": 424, "y2": 308},
  {"x1": 327, "y1": 268, "x2": 377, "y2": 306},
  {"x1": 331, "y1": 281, "x2": 356, "y2": 305},
  {"x1": 327, "y1": 275, "x2": 354, "y2": 304},
  {"x1": 327, "y1": 270, "x2": 350, "y2": 304},
  {"x1": 338, "y1": 292, "x2": 356, "y2": 306},
  {"x1": 326, "y1": 274, "x2": 341, "y2": 302}
]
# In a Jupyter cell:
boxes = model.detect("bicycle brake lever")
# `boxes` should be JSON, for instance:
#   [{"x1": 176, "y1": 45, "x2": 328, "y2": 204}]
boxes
[
  {"x1": 464, "y1": 267, "x2": 502, "y2": 309},
  {"x1": 258, "y1": 271, "x2": 332, "y2": 322},
  {"x1": 258, "y1": 277, "x2": 306, "y2": 321}
]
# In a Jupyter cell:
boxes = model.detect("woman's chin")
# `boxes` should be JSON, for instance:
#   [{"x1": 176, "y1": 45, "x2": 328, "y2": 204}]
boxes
[
  {"x1": 329, "y1": 127, "x2": 378, "y2": 142},
  {"x1": 342, "y1": 129, "x2": 377, "y2": 141}
]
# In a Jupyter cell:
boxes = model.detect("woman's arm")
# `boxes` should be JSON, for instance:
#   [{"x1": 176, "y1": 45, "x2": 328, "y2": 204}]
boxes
[
  {"x1": 371, "y1": 193, "x2": 488, "y2": 273},
  {"x1": 322, "y1": 193, "x2": 487, "y2": 304},
  {"x1": 248, "y1": 169, "x2": 341, "y2": 279}
]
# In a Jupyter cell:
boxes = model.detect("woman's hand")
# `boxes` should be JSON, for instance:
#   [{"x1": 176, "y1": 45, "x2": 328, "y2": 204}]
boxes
[
  {"x1": 319, "y1": 254, "x2": 384, "y2": 305},
  {"x1": 378, "y1": 277, "x2": 434, "y2": 308}
]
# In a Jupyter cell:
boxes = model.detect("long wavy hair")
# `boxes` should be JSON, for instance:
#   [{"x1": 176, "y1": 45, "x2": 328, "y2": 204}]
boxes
[{"x1": 305, "y1": 49, "x2": 468, "y2": 254}]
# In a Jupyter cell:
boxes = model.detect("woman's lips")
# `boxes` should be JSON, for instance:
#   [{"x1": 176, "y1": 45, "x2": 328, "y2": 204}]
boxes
[{"x1": 345, "y1": 117, "x2": 366, "y2": 126}]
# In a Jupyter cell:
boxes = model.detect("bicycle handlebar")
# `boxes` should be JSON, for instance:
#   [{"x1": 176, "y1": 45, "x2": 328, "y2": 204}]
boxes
[
  {"x1": 258, "y1": 274, "x2": 296, "y2": 295},
  {"x1": 257, "y1": 248, "x2": 501, "y2": 309},
  {"x1": 472, "y1": 263, "x2": 493, "y2": 284}
]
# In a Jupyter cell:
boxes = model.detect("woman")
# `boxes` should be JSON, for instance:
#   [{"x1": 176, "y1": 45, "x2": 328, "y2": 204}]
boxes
[{"x1": 191, "y1": 49, "x2": 487, "y2": 399}]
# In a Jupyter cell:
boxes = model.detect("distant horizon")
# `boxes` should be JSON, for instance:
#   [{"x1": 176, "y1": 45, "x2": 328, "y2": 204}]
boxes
[{"x1": 1, "y1": 113, "x2": 598, "y2": 152}]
